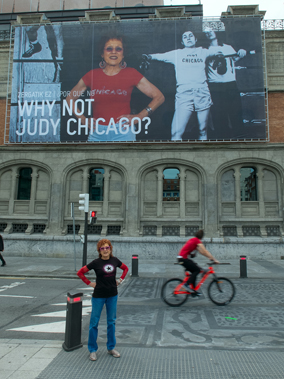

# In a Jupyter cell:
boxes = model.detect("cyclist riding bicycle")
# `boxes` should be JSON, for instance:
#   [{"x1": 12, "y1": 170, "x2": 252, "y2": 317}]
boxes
[{"x1": 177, "y1": 229, "x2": 219, "y2": 295}]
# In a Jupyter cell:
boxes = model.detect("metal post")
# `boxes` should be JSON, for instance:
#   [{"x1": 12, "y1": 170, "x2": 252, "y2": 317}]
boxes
[
  {"x1": 240, "y1": 255, "x2": 247, "y2": 278},
  {"x1": 71, "y1": 203, "x2": 77, "y2": 271},
  {"x1": 62, "y1": 292, "x2": 83, "y2": 352},
  {"x1": 131, "y1": 254, "x2": 139, "y2": 277},
  {"x1": 82, "y1": 212, "x2": 88, "y2": 267}
]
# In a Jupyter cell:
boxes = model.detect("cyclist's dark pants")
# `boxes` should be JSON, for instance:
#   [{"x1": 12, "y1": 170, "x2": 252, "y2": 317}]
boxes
[{"x1": 178, "y1": 258, "x2": 201, "y2": 288}]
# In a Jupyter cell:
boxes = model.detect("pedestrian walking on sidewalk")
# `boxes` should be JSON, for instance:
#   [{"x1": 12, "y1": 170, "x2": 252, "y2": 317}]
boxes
[
  {"x1": 0, "y1": 234, "x2": 6, "y2": 266},
  {"x1": 77, "y1": 239, "x2": 128, "y2": 361}
]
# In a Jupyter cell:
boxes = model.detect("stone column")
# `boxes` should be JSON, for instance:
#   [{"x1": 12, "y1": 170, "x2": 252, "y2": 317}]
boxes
[
  {"x1": 49, "y1": 167, "x2": 67, "y2": 235},
  {"x1": 157, "y1": 169, "x2": 163, "y2": 217},
  {"x1": 179, "y1": 170, "x2": 186, "y2": 237},
  {"x1": 234, "y1": 169, "x2": 242, "y2": 236},
  {"x1": 103, "y1": 168, "x2": 110, "y2": 217},
  {"x1": 82, "y1": 167, "x2": 89, "y2": 194},
  {"x1": 234, "y1": 169, "x2": 241, "y2": 218},
  {"x1": 29, "y1": 167, "x2": 39, "y2": 215},
  {"x1": 257, "y1": 167, "x2": 267, "y2": 236},
  {"x1": 257, "y1": 167, "x2": 265, "y2": 217},
  {"x1": 9, "y1": 167, "x2": 18, "y2": 215},
  {"x1": 179, "y1": 169, "x2": 186, "y2": 218}
]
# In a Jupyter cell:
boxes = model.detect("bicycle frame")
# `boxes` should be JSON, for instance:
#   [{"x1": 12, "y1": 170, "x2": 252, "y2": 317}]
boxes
[{"x1": 174, "y1": 266, "x2": 216, "y2": 295}]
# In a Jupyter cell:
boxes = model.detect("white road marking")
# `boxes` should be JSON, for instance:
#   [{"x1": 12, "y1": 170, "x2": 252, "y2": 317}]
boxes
[
  {"x1": 8, "y1": 321, "x2": 66, "y2": 333},
  {"x1": 0, "y1": 282, "x2": 25, "y2": 292},
  {"x1": 52, "y1": 299, "x2": 92, "y2": 306},
  {"x1": 32, "y1": 307, "x2": 92, "y2": 318},
  {"x1": 6, "y1": 287, "x2": 92, "y2": 334},
  {"x1": 0, "y1": 294, "x2": 35, "y2": 298}
]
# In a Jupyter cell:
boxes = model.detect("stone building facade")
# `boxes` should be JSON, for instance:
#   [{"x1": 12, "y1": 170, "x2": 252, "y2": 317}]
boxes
[
  {"x1": 0, "y1": 4, "x2": 283, "y2": 260},
  {"x1": 0, "y1": 0, "x2": 164, "y2": 13}
]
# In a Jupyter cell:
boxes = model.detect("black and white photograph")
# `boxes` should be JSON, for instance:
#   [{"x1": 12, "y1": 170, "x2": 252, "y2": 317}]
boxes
[{"x1": 9, "y1": 17, "x2": 266, "y2": 143}]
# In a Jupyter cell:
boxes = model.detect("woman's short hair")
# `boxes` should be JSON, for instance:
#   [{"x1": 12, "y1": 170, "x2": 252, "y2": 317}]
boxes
[
  {"x1": 99, "y1": 33, "x2": 127, "y2": 56},
  {"x1": 195, "y1": 229, "x2": 204, "y2": 239},
  {"x1": 97, "y1": 238, "x2": 114, "y2": 258}
]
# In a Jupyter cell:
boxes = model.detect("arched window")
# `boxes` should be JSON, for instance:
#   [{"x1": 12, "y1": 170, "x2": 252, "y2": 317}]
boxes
[
  {"x1": 89, "y1": 168, "x2": 104, "y2": 201},
  {"x1": 240, "y1": 167, "x2": 257, "y2": 201},
  {"x1": 163, "y1": 168, "x2": 180, "y2": 201},
  {"x1": 17, "y1": 168, "x2": 32, "y2": 200},
  {"x1": 219, "y1": 164, "x2": 281, "y2": 237}
]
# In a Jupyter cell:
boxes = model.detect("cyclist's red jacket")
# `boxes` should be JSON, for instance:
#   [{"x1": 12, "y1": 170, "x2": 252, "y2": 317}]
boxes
[{"x1": 177, "y1": 237, "x2": 202, "y2": 259}]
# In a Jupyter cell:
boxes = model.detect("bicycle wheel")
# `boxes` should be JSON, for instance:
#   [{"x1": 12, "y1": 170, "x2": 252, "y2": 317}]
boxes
[
  {"x1": 208, "y1": 277, "x2": 235, "y2": 306},
  {"x1": 161, "y1": 278, "x2": 188, "y2": 307}
]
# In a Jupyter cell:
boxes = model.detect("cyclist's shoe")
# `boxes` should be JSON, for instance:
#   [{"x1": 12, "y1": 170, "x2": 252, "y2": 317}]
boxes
[
  {"x1": 182, "y1": 284, "x2": 194, "y2": 293},
  {"x1": 201, "y1": 268, "x2": 209, "y2": 277},
  {"x1": 192, "y1": 291, "x2": 202, "y2": 297}
]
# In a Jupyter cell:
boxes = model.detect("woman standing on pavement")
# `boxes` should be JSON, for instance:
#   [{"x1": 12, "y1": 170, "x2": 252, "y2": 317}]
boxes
[{"x1": 77, "y1": 239, "x2": 128, "y2": 361}]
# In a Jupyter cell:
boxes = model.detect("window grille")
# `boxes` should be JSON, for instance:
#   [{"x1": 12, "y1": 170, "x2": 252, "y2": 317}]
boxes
[
  {"x1": 266, "y1": 225, "x2": 281, "y2": 237},
  {"x1": 33, "y1": 224, "x2": 46, "y2": 233},
  {"x1": 12, "y1": 223, "x2": 28, "y2": 233},
  {"x1": 107, "y1": 225, "x2": 121, "y2": 235},
  {"x1": 222, "y1": 226, "x2": 238, "y2": 237},
  {"x1": 162, "y1": 226, "x2": 180, "y2": 236},
  {"x1": 87, "y1": 225, "x2": 103, "y2": 235},
  {"x1": 0, "y1": 223, "x2": 7, "y2": 232},
  {"x1": 242, "y1": 225, "x2": 261, "y2": 237},
  {"x1": 185, "y1": 226, "x2": 200, "y2": 237},
  {"x1": 143, "y1": 226, "x2": 157, "y2": 236},
  {"x1": 67, "y1": 224, "x2": 80, "y2": 234}
]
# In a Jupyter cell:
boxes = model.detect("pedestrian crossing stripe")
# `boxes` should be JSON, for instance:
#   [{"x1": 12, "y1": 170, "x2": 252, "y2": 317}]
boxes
[
  {"x1": 6, "y1": 289, "x2": 92, "y2": 334},
  {"x1": 8, "y1": 321, "x2": 66, "y2": 333},
  {"x1": 52, "y1": 300, "x2": 92, "y2": 306},
  {"x1": 32, "y1": 307, "x2": 92, "y2": 318}
]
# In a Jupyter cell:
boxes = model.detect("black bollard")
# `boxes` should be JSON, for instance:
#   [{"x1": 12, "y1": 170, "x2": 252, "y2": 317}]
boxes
[
  {"x1": 131, "y1": 254, "x2": 139, "y2": 277},
  {"x1": 62, "y1": 292, "x2": 84, "y2": 351},
  {"x1": 240, "y1": 255, "x2": 247, "y2": 278}
]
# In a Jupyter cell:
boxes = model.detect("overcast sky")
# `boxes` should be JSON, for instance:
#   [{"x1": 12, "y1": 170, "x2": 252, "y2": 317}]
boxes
[{"x1": 163, "y1": 1, "x2": 284, "y2": 20}]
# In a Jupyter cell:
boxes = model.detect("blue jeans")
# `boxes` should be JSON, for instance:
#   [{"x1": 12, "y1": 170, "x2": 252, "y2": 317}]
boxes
[{"x1": 88, "y1": 295, "x2": 118, "y2": 353}]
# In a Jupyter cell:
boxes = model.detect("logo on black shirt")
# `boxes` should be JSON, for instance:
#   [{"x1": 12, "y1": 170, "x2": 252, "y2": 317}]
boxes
[{"x1": 103, "y1": 264, "x2": 114, "y2": 273}]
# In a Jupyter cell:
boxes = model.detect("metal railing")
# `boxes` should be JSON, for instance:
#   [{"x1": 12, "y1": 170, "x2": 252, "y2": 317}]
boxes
[{"x1": 261, "y1": 19, "x2": 284, "y2": 30}]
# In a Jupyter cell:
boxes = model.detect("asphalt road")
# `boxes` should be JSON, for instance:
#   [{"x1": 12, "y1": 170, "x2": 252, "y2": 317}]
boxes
[{"x1": 1, "y1": 276, "x2": 284, "y2": 351}]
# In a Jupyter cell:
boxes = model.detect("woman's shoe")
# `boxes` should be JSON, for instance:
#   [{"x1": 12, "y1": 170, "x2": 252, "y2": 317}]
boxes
[
  {"x1": 89, "y1": 352, "x2": 97, "y2": 361},
  {"x1": 108, "y1": 349, "x2": 120, "y2": 358}
]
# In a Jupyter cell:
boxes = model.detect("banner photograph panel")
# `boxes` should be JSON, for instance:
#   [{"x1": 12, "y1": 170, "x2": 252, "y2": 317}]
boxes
[{"x1": 9, "y1": 17, "x2": 266, "y2": 143}]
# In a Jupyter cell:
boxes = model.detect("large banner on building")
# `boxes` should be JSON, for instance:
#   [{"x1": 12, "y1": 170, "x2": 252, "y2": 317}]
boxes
[{"x1": 9, "y1": 17, "x2": 266, "y2": 143}]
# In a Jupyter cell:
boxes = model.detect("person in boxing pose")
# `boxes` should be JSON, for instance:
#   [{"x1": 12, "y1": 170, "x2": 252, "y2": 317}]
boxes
[{"x1": 143, "y1": 30, "x2": 223, "y2": 141}]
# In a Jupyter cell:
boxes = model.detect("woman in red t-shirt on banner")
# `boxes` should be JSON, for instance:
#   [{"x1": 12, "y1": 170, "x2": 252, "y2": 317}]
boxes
[
  {"x1": 177, "y1": 229, "x2": 219, "y2": 295},
  {"x1": 67, "y1": 33, "x2": 164, "y2": 142},
  {"x1": 77, "y1": 239, "x2": 128, "y2": 361}
]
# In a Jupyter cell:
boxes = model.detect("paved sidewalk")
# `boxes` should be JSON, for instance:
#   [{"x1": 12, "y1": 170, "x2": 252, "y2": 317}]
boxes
[
  {"x1": 1, "y1": 339, "x2": 284, "y2": 379},
  {"x1": 0, "y1": 255, "x2": 284, "y2": 279},
  {"x1": 0, "y1": 339, "x2": 62, "y2": 379}
]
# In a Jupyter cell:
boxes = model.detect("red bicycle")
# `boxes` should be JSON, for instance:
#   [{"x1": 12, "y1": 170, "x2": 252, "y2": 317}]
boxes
[{"x1": 161, "y1": 262, "x2": 235, "y2": 307}]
